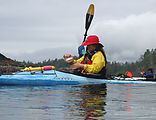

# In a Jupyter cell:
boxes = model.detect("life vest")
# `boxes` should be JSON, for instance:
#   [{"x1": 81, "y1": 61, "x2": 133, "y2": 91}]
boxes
[
  {"x1": 81, "y1": 49, "x2": 107, "y2": 76},
  {"x1": 125, "y1": 71, "x2": 132, "y2": 78}
]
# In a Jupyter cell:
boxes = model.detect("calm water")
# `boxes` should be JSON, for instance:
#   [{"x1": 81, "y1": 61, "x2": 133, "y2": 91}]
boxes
[{"x1": 0, "y1": 84, "x2": 156, "y2": 120}]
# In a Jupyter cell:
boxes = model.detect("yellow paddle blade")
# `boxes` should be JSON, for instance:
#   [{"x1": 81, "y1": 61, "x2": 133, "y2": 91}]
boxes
[
  {"x1": 83, "y1": 4, "x2": 95, "y2": 42},
  {"x1": 85, "y1": 4, "x2": 94, "y2": 30},
  {"x1": 87, "y1": 4, "x2": 94, "y2": 15}
]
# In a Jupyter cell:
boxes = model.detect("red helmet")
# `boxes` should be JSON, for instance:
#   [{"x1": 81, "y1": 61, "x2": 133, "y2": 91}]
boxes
[{"x1": 81, "y1": 35, "x2": 103, "y2": 47}]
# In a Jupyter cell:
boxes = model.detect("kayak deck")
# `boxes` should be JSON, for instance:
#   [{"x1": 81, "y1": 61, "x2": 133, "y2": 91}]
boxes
[{"x1": 0, "y1": 70, "x2": 156, "y2": 86}]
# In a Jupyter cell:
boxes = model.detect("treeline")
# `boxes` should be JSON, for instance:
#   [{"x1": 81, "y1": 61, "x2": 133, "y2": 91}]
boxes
[
  {"x1": 23, "y1": 49, "x2": 156, "y2": 76},
  {"x1": 107, "y1": 49, "x2": 156, "y2": 76},
  {"x1": 23, "y1": 58, "x2": 69, "y2": 69}
]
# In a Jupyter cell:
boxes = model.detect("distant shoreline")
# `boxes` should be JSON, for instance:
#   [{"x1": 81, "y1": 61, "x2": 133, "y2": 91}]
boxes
[{"x1": 0, "y1": 66, "x2": 22, "y2": 74}]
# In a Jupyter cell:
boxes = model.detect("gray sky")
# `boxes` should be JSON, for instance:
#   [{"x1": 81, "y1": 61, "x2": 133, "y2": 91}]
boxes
[{"x1": 0, "y1": 0, "x2": 156, "y2": 62}]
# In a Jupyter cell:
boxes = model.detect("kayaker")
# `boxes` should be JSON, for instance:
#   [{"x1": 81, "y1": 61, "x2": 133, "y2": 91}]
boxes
[
  {"x1": 142, "y1": 68, "x2": 154, "y2": 78},
  {"x1": 64, "y1": 35, "x2": 107, "y2": 78},
  {"x1": 124, "y1": 71, "x2": 132, "y2": 78}
]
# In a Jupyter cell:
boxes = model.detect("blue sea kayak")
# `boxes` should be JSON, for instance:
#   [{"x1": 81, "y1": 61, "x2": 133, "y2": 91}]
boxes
[{"x1": 0, "y1": 70, "x2": 156, "y2": 86}]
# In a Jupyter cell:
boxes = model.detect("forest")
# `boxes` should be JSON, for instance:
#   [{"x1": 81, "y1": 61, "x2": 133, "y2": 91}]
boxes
[
  {"x1": 23, "y1": 48, "x2": 156, "y2": 76},
  {"x1": 107, "y1": 48, "x2": 156, "y2": 76}
]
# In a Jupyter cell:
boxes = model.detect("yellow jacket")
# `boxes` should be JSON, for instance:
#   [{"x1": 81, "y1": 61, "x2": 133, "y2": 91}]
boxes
[{"x1": 76, "y1": 51, "x2": 106, "y2": 74}]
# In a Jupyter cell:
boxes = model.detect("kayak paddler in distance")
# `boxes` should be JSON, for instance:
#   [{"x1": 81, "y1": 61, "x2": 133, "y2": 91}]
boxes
[
  {"x1": 124, "y1": 71, "x2": 132, "y2": 78},
  {"x1": 141, "y1": 68, "x2": 154, "y2": 79},
  {"x1": 64, "y1": 35, "x2": 107, "y2": 78}
]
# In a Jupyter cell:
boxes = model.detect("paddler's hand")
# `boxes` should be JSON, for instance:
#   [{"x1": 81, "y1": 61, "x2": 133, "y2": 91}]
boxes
[
  {"x1": 63, "y1": 54, "x2": 74, "y2": 64},
  {"x1": 70, "y1": 61, "x2": 84, "y2": 70},
  {"x1": 63, "y1": 54, "x2": 71, "y2": 59}
]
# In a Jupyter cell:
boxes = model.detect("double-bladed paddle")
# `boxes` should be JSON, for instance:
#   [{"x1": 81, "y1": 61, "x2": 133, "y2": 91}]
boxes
[{"x1": 83, "y1": 4, "x2": 94, "y2": 43}]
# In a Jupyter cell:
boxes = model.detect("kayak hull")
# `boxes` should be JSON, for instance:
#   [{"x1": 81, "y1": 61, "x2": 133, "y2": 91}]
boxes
[
  {"x1": 0, "y1": 71, "x2": 84, "y2": 86},
  {"x1": 0, "y1": 70, "x2": 156, "y2": 86}
]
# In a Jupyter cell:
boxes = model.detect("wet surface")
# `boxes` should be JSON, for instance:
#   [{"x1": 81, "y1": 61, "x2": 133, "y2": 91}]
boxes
[{"x1": 0, "y1": 84, "x2": 156, "y2": 120}]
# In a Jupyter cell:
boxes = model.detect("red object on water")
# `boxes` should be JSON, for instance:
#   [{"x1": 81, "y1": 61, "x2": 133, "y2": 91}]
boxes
[{"x1": 125, "y1": 71, "x2": 132, "y2": 78}]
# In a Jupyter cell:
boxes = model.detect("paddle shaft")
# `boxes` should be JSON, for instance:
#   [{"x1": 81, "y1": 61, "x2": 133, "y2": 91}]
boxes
[{"x1": 83, "y1": 30, "x2": 88, "y2": 42}]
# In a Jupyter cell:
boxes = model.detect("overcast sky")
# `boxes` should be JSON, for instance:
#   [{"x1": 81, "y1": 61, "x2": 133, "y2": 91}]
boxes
[{"x1": 0, "y1": 0, "x2": 156, "y2": 63}]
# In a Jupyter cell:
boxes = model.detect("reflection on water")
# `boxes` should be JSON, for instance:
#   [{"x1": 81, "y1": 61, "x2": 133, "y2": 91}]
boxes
[
  {"x1": 125, "y1": 84, "x2": 131, "y2": 114},
  {"x1": 70, "y1": 84, "x2": 107, "y2": 120},
  {"x1": 1, "y1": 84, "x2": 156, "y2": 120},
  {"x1": 0, "y1": 85, "x2": 107, "y2": 120}
]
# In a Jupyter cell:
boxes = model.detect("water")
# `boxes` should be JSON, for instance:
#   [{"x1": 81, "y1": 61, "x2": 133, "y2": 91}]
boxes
[{"x1": 0, "y1": 84, "x2": 156, "y2": 120}]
